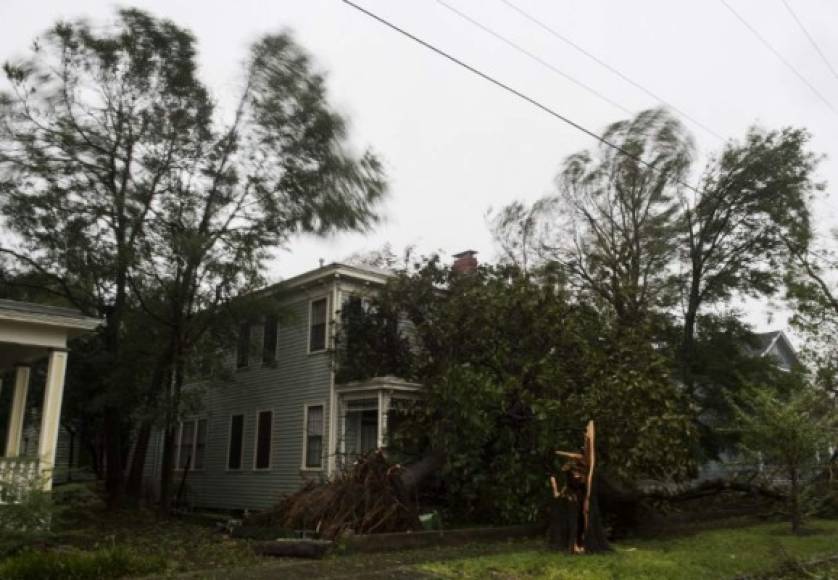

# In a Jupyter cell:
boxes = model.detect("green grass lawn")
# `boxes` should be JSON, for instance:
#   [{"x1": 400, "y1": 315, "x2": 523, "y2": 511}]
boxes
[
  {"x1": 2, "y1": 485, "x2": 836, "y2": 580},
  {"x1": 417, "y1": 519, "x2": 838, "y2": 580}
]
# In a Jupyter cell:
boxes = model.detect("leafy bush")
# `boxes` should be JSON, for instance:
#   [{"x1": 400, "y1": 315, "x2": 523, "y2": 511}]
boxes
[
  {"x1": 732, "y1": 385, "x2": 837, "y2": 532},
  {"x1": 0, "y1": 546, "x2": 166, "y2": 580},
  {"x1": 0, "y1": 474, "x2": 103, "y2": 556},
  {"x1": 0, "y1": 468, "x2": 54, "y2": 556}
]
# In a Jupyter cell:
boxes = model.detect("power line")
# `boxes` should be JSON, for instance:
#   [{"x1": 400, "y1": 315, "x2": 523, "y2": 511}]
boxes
[
  {"x1": 432, "y1": 0, "x2": 633, "y2": 116},
  {"x1": 496, "y1": 0, "x2": 726, "y2": 143},
  {"x1": 780, "y1": 0, "x2": 838, "y2": 82},
  {"x1": 720, "y1": 0, "x2": 838, "y2": 117},
  {"x1": 340, "y1": 0, "x2": 705, "y2": 198}
]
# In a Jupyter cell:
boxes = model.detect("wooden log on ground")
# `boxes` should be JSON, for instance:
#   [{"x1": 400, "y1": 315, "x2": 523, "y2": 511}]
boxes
[{"x1": 253, "y1": 539, "x2": 333, "y2": 559}]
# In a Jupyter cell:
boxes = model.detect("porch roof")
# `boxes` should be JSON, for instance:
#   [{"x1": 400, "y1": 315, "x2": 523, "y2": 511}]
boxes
[
  {"x1": 335, "y1": 376, "x2": 422, "y2": 393},
  {"x1": 0, "y1": 299, "x2": 101, "y2": 369}
]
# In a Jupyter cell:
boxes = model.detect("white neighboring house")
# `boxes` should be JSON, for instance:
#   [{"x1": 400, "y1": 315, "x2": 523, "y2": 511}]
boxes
[
  {"x1": 700, "y1": 329, "x2": 802, "y2": 480},
  {"x1": 0, "y1": 299, "x2": 100, "y2": 496},
  {"x1": 746, "y1": 330, "x2": 800, "y2": 371}
]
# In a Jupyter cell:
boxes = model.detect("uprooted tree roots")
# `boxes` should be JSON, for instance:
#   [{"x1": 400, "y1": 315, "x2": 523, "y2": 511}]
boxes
[{"x1": 248, "y1": 450, "x2": 421, "y2": 539}]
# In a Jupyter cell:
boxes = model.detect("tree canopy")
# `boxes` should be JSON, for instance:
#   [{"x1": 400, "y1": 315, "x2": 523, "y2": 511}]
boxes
[{"x1": 0, "y1": 8, "x2": 386, "y2": 505}]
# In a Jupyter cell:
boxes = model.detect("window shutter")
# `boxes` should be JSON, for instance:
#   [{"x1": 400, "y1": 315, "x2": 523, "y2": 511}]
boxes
[
  {"x1": 228, "y1": 414, "x2": 244, "y2": 470},
  {"x1": 255, "y1": 410, "x2": 273, "y2": 469},
  {"x1": 262, "y1": 316, "x2": 278, "y2": 364}
]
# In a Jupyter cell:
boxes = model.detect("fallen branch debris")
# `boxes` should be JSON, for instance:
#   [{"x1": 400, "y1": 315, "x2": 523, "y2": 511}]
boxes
[{"x1": 248, "y1": 450, "x2": 420, "y2": 540}]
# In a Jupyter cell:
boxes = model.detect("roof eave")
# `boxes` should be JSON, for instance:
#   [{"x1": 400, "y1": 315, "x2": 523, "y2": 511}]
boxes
[{"x1": 0, "y1": 311, "x2": 102, "y2": 332}]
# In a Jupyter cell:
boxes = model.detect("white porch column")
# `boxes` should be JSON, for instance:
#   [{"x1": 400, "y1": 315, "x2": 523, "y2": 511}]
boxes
[
  {"x1": 4, "y1": 365, "x2": 31, "y2": 457},
  {"x1": 37, "y1": 349, "x2": 68, "y2": 491}
]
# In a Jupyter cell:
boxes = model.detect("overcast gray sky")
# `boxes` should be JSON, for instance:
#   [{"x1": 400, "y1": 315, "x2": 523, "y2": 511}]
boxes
[{"x1": 2, "y1": 0, "x2": 837, "y2": 331}]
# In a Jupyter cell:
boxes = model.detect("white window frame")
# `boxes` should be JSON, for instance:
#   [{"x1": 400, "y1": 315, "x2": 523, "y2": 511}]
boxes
[
  {"x1": 252, "y1": 408, "x2": 274, "y2": 471},
  {"x1": 307, "y1": 296, "x2": 330, "y2": 354},
  {"x1": 301, "y1": 402, "x2": 327, "y2": 471},
  {"x1": 226, "y1": 413, "x2": 245, "y2": 472},
  {"x1": 174, "y1": 417, "x2": 207, "y2": 472}
]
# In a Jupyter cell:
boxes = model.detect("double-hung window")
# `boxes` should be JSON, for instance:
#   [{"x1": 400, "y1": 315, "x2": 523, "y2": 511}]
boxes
[
  {"x1": 309, "y1": 298, "x2": 328, "y2": 353},
  {"x1": 176, "y1": 418, "x2": 207, "y2": 471},
  {"x1": 304, "y1": 404, "x2": 325, "y2": 469}
]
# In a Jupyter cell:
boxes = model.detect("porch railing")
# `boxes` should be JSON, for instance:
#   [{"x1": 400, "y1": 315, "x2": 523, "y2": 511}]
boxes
[{"x1": 0, "y1": 457, "x2": 41, "y2": 503}]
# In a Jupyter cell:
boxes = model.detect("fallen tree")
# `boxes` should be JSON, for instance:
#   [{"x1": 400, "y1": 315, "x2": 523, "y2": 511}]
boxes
[{"x1": 637, "y1": 478, "x2": 788, "y2": 503}]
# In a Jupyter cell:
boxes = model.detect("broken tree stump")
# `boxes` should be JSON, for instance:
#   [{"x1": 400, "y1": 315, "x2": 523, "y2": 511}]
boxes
[{"x1": 547, "y1": 420, "x2": 610, "y2": 554}]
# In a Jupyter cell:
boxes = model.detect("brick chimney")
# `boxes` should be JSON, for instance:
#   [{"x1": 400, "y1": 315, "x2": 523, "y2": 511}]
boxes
[{"x1": 452, "y1": 250, "x2": 478, "y2": 274}]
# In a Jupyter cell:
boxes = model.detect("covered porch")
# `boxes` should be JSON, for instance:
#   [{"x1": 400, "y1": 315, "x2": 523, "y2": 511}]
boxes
[
  {"x1": 0, "y1": 299, "x2": 99, "y2": 496},
  {"x1": 332, "y1": 376, "x2": 422, "y2": 471}
]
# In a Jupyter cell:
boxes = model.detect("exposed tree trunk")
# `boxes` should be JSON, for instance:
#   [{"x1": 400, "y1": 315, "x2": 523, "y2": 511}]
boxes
[
  {"x1": 681, "y1": 293, "x2": 700, "y2": 390},
  {"x1": 158, "y1": 353, "x2": 186, "y2": 516},
  {"x1": 127, "y1": 358, "x2": 169, "y2": 501},
  {"x1": 637, "y1": 477, "x2": 787, "y2": 502},
  {"x1": 548, "y1": 421, "x2": 610, "y2": 554},
  {"x1": 790, "y1": 467, "x2": 801, "y2": 534},
  {"x1": 548, "y1": 485, "x2": 610, "y2": 553},
  {"x1": 126, "y1": 420, "x2": 152, "y2": 500},
  {"x1": 102, "y1": 295, "x2": 128, "y2": 508},
  {"x1": 158, "y1": 424, "x2": 176, "y2": 516},
  {"x1": 103, "y1": 410, "x2": 124, "y2": 508}
]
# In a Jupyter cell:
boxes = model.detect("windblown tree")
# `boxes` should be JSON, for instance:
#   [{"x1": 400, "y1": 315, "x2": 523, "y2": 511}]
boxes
[
  {"x1": 487, "y1": 110, "x2": 825, "y2": 466},
  {"x1": 678, "y1": 128, "x2": 817, "y2": 390},
  {"x1": 785, "y1": 231, "x2": 838, "y2": 400},
  {"x1": 0, "y1": 10, "x2": 385, "y2": 507},
  {"x1": 548, "y1": 109, "x2": 693, "y2": 333},
  {"x1": 0, "y1": 10, "x2": 215, "y2": 504},
  {"x1": 486, "y1": 199, "x2": 557, "y2": 276},
  {"x1": 129, "y1": 32, "x2": 385, "y2": 511}
]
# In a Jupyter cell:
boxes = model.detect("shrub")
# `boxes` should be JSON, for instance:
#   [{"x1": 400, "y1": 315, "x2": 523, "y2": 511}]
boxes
[
  {"x1": 0, "y1": 469, "x2": 54, "y2": 556},
  {"x1": 0, "y1": 546, "x2": 166, "y2": 580},
  {"x1": 0, "y1": 475, "x2": 104, "y2": 556}
]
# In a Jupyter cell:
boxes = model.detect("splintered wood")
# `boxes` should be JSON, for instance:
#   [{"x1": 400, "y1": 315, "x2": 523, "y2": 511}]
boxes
[{"x1": 548, "y1": 420, "x2": 609, "y2": 554}]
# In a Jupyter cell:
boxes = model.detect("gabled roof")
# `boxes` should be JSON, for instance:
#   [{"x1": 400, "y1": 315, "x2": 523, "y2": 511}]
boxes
[
  {"x1": 748, "y1": 330, "x2": 800, "y2": 368},
  {"x1": 751, "y1": 330, "x2": 782, "y2": 356}
]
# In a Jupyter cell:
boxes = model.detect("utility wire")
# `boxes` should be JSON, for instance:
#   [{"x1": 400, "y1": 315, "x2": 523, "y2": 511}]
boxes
[
  {"x1": 432, "y1": 0, "x2": 633, "y2": 116},
  {"x1": 780, "y1": 0, "x2": 838, "y2": 82},
  {"x1": 340, "y1": 0, "x2": 705, "y2": 197},
  {"x1": 720, "y1": 0, "x2": 838, "y2": 117},
  {"x1": 496, "y1": 0, "x2": 725, "y2": 143}
]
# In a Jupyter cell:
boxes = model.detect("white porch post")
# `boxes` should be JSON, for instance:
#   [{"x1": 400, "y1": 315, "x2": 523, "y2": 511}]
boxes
[
  {"x1": 37, "y1": 349, "x2": 68, "y2": 491},
  {"x1": 4, "y1": 365, "x2": 31, "y2": 457}
]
